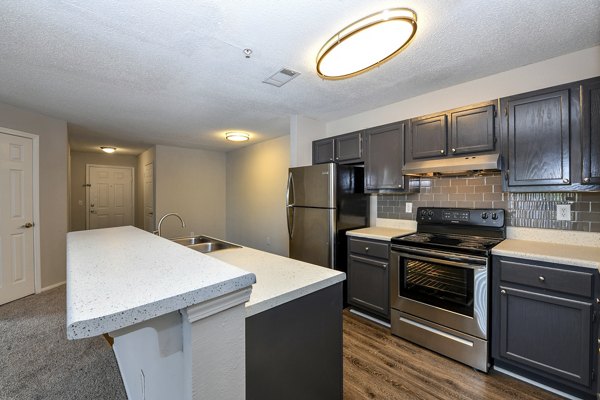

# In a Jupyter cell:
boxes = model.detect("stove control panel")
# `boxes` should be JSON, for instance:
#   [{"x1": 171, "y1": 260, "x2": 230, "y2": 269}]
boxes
[{"x1": 417, "y1": 207, "x2": 505, "y2": 227}]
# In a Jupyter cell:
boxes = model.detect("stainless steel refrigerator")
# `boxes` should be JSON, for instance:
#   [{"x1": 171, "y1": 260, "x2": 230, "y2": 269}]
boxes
[{"x1": 286, "y1": 163, "x2": 369, "y2": 272}]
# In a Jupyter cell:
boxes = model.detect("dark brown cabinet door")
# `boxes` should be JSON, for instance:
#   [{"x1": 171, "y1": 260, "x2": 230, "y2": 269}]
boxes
[
  {"x1": 365, "y1": 122, "x2": 406, "y2": 191},
  {"x1": 312, "y1": 138, "x2": 334, "y2": 164},
  {"x1": 506, "y1": 89, "x2": 571, "y2": 187},
  {"x1": 347, "y1": 254, "x2": 389, "y2": 318},
  {"x1": 450, "y1": 104, "x2": 495, "y2": 155},
  {"x1": 410, "y1": 113, "x2": 448, "y2": 159},
  {"x1": 581, "y1": 78, "x2": 600, "y2": 185},
  {"x1": 335, "y1": 131, "x2": 362, "y2": 163},
  {"x1": 498, "y1": 286, "x2": 592, "y2": 387}
]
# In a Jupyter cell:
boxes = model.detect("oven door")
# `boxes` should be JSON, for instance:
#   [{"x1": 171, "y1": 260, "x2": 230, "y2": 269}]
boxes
[{"x1": 390, "y1": 246, "x2": 489, "y2": 339}]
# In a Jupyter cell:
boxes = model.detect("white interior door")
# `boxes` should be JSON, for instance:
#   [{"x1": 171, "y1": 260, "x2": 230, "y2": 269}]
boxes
[
  {"x1": 0, "y1": 133, "x2": 34, "y2": 305},
  {"x1": 143, "y1": 162, "x2": 155, "y2": 232},
  {"x1": 87, "y1": 165, "x2": 134, "y2": 230}
]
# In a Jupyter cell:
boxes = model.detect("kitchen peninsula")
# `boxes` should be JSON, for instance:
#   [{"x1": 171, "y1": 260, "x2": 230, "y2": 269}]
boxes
[{"x1": 66, "y1": 226, "x2": 345, "y2": 400}]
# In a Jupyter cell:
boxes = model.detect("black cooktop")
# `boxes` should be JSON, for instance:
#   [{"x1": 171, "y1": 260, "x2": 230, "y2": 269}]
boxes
[{"x1": 391, "y1": 207, "x2": 506, "y2": 256}]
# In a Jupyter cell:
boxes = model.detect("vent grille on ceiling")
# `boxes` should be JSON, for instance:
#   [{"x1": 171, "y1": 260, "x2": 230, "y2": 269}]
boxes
[{"x1": 263, "y1": 68, "x2": 300, "y2": 87}]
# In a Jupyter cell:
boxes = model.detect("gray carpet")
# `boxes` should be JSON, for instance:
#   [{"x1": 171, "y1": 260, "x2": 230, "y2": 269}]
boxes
[{"x1": 0, "y1": 286, "x2": 127, "y2": 399}]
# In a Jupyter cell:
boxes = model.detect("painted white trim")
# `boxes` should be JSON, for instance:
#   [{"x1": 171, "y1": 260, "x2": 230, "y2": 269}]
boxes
[
  {"x1": 493, "y1": 366, "x2": 582, "y2": 400},
  {"x1": 184, "y1": 288, "x2": 252, "y2": 323},
  {"x1": 41, "y1": 281, "x2": 66, "y2": 292},
  {"x1": 0, "y1": 126, "x2": 41, "y2": 294},
  {"x1": 85, "y1": 164, "x2": 135, "y2": 230}
]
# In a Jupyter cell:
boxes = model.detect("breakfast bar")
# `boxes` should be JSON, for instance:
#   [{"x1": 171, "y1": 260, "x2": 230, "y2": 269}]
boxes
[{"x1": 66, "y1": 226, "x2": 345, "y2": 400}]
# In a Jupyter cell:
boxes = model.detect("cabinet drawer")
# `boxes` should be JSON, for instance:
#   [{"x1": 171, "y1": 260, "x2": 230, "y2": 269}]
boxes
[
  {"x1": 349, "y1": 238, "x2": 389, "y2": 259},
  {"x1": 499, "y1": 259, "x2": 594, "y2": 298}
]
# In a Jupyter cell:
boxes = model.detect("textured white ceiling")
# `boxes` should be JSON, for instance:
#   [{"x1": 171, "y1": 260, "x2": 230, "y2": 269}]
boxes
[{"x1": 0, "y1": 0, "x2": 599, "y2": 154}]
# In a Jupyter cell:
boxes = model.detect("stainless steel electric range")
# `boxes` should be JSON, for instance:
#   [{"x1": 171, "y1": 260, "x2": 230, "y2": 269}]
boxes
[{"x1": 390, "y1": 207, "x2": 506, "y2": 372}]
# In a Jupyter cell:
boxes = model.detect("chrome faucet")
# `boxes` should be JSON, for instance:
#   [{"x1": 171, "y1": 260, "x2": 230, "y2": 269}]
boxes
[{"x1": 155, "y1": 213, "x2": 186, "y2": 237}]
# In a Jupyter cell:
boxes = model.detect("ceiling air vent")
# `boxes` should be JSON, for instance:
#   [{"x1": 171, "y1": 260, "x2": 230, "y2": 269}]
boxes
[{"x1": 263, "y1": 68, "x2": 300, "y2": 87}]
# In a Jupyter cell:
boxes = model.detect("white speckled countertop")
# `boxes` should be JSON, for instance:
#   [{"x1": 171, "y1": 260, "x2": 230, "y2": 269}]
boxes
[
  {"x1": 66, "y1": 226, "x2": 256, "y2": 340},
  {"x1": 492, "y1": 227, "x2": 600, "y2": 271},
  {"x1": 347, "y1": 226, "x2": 414, "y2": 241},
  {"x1": 207, "y1": 247, "x2": 345, "y2": 317}
]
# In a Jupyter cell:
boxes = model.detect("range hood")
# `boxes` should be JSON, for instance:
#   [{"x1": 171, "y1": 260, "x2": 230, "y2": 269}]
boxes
[{"x1": 402, "y1": 153, "x2": 502, "y2": 176}]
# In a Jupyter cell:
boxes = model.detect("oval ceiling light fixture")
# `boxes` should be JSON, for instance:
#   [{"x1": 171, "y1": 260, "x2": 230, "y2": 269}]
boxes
[
  {"x1": 316, "y1": 8, "x2": 417, "y2": 80},
  {"x1": 225, "y1": 132, "x2": 250, "y2": 142},
  {"x1": 100, "y1": 146, "x2": 117, "y2": 153}
]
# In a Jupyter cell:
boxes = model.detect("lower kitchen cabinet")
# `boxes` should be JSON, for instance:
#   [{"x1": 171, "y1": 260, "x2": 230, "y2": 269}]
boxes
[
  {"x1": 492, "y1": 256, "x2": 599, "y2": 399},
  {"x1": 246, "y1": 283, "x2": 342, "y2": 400},
  {"x1": 347, "y1": 237, "x2": 390, "y2": 319}
]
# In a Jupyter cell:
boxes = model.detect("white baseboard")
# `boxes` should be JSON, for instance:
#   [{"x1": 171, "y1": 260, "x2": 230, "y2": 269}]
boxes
[
  {"x1": 493, "y1": 366, "x2": 582, "y2": 400},
  {"x1": 40, "y1": 281, "x2": 66, "y2": 292}
]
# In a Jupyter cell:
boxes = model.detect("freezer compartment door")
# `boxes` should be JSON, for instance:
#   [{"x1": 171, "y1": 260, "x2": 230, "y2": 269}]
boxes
[
  {"x1": 289, "y1": 207, "x2": 335, "y2": 268},
  {"x1": 288, "y1": 163, "x2": 335, "y2": 208}
]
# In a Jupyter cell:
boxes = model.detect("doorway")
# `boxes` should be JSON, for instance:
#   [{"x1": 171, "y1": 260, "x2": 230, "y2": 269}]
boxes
[
  {"x1": 0, "y1": 129, "x2": 39, "y2": 305},
  {"x1": 143, "y1": 161, "x2": 155, "y2": 232},
  {"x1": 86, "y1": 165, "x2": 134, "y2": 230}
]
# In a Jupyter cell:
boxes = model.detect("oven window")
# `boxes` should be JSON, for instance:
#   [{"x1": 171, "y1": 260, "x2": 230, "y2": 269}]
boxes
[{"x1": 401, "y1": 258, "x2": 474, "y2": 317}]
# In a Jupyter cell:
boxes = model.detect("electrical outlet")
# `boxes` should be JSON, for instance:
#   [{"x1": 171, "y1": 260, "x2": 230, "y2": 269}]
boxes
[
  {"x1": 405, "y1": 202, "x2": 413, "y2": 213},
  {"x1": 556, "y1": 204, "x2": 571, "y2": 221},
  {"x1": 266, "y1": 236, "x2": 271, "y2": 246}
]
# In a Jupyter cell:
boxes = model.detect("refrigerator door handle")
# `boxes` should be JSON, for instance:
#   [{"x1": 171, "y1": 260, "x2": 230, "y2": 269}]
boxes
[
  {"x1": 285, "y1": 172, "x2": 295, "y2": 208},
  {"x1": 287, "y1": 207, "x2": 294, "y2": 239}
]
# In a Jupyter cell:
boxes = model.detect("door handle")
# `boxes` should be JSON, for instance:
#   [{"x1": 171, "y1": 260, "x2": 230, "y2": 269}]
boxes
[
  {"x1": 20, "y1": 222, "x2": 34, "y2": 228},
  {"x1": 90, "y1": 210, "x2": 97, "y2": 214}
]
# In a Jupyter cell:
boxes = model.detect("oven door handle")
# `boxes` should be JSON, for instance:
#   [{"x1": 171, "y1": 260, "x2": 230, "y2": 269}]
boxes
[{"x1": 392, "y1": 251, "x2": 487, "y2": 270}]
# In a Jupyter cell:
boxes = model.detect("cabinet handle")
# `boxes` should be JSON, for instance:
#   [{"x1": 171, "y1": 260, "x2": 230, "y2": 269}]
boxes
[
  {"x1": 539, "y1": 276, "x2": 545, "y2": 282},
  {"x1": 500, "y1": 289, "x2": 506, "y2": 295},
  {"x1": 583, "y1": 177, "x2": 591, "y2": 183},
  {"x1": 452, "y1": 148, "x2": 456, "y2": 153},
  {"x1": 562, "y1": 178, "x2": 570, "y2": 184},
  {"x1": 440, "y1": 149, "x2": 445, "y2": 155}
]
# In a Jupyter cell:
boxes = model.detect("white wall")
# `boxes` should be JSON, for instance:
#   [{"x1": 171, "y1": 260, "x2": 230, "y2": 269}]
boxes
[
  {"x1": 154, "y1": 145, "x2": 226, "y2": 239},
  {"x1": 290, "y1": 115, "x2": 326, "y2": 167},
  {"x1": 135, "y1": 146, "x2": 155, "y2": 230},
  {"x1": 0, "y1": 101, "x2": 68, "y2": 289},
  {"x1": 327, "y1": 45, "x2": 600, "y2": 136},
  {"x1": 226, "y1": 135, "x2": 290, "y2": 256},
  {"x1": 69, "y1": 151, "x2": 138, "y2": 232}
]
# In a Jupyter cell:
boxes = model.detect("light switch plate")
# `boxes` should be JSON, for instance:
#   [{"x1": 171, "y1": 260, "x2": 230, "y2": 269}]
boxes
[
  {"x1": 405, "y1": 202, "x2": 413, "y2": 213},
  {"x1": 556, "y1": 204, "x2": 571, "y2": 221}
]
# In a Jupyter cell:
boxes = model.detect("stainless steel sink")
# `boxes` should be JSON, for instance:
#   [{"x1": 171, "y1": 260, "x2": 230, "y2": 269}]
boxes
[{"x1": 170, "y1": 235, "x2": 241, "y2": 253}]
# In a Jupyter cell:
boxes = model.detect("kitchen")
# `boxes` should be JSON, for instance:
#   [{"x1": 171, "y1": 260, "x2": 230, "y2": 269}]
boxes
[{"x1": 0, "y1": 1, "x2": 599, "y2": 399}]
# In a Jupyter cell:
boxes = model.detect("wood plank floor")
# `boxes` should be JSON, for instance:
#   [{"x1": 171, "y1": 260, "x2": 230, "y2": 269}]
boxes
[{"x1": 343, "y1": 310, "x2": 562, "y2": 400}]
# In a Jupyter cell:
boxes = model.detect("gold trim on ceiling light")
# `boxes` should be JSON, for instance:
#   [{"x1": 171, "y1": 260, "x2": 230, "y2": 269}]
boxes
[{"x1": 316, "y1": 8, "x2": 417, "y2": 80}]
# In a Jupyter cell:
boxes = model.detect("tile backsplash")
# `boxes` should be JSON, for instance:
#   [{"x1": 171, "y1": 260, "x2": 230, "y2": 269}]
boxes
[{"x1": 377, "y1": 173, "x2": 600, "y2": 232}]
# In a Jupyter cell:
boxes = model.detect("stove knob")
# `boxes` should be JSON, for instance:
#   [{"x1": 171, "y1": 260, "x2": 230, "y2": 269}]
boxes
[
  {"x1": 428, "y1": 210, "x2": 434, "y2": 217},
  {"x1": 491, "y1": 212, "x2": 498, "y2": 220},
  {"x1": 481, "y1": 212, "x2": 488, "y2": 220}
]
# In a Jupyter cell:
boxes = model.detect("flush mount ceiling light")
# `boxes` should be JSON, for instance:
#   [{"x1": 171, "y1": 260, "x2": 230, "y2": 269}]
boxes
[
  {"x1": 100, "y1": 146, "x2": 117, "y2": 153},
  {"x1": 225, "y1": 132, "x2": 250, "y2": 142},
  {"x1": 316, "y1": 8, "x2": 417, "y2": 80}
]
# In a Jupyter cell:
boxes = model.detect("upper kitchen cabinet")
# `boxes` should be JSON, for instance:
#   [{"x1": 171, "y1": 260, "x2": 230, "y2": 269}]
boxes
[
  {"x1": 581, "y1": 77, "x2": 600, "y2": 185},
  {"x1": 312, "y1": 130, "x2": 363, "y2": 164},
  {"x1": 502, "y1": 86, "x2": 573, "y2": 188},
  {"x1": 409, "y1": 112, "x2": 448, "y2": 159},
  {"x1": 450, "y1": 104, "x2": 496, "y2": 155},
  {"x1": 364, "y1": 121, "x2": 411, "y2": 192},
  {"x1": 407, "y1": 102, "x2": 497, "y2": 162},
  {"x1": 312, "y1": 138, "x2": 334, "y2": 164}
]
